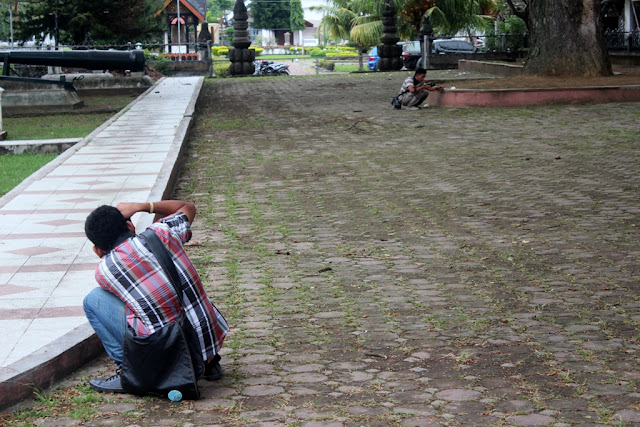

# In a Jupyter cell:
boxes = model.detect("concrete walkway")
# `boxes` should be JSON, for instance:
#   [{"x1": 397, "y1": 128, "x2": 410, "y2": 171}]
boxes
[{"x1": 0, "y1": 76, "x2": 203, "y2": 410}]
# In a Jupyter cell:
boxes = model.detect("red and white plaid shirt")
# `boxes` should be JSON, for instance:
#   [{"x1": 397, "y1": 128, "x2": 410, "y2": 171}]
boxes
[{"x1": 95, "y1": 212, "x2": 228, "y2": 362}]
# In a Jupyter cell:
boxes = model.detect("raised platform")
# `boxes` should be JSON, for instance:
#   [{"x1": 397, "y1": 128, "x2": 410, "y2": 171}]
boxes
[{"x1": 428, "y1": 85, "x2": 640, "y2": 107}]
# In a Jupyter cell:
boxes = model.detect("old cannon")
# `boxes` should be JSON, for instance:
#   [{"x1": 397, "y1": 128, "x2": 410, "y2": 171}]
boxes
[
  {"x1": 1, "y1": 49, "x2": 145, "y2": 76},
  {"x1": 0, "y1": 50, "x2": 148, "y2": 115}
]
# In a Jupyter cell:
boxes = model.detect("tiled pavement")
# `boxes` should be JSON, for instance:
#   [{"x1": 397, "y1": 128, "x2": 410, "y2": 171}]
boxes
[{"x1": 0, "y1": 76, "x2": 203, "y2": 409}]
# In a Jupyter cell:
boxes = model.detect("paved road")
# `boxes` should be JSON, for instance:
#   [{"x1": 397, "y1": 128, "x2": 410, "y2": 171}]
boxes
[{"x1": 4, "y1": 72, "x2": 640, "y2": 426}]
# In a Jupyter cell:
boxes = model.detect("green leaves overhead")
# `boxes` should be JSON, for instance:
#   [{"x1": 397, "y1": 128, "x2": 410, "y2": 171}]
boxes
[
  {"x1": 16, "y1": 0, "x2": 165, "y2": 45},
  {"x1": 319, "y1": 0, "x2": 497, "y2": 49}
]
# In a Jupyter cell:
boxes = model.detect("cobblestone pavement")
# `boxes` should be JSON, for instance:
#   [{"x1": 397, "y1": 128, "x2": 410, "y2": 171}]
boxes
[{"x1": 5, "y1": 73, "x2": 640, "y2": 426}]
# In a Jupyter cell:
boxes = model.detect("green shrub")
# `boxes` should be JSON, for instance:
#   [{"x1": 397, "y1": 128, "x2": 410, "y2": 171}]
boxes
[
  {"x1": 335, "y1": 45, "x2": 357, "y2": 52},
  {"x1": 485, "y1": 16, "x2": 527, "y2": 52},
  {"x1": 310, "y1": 49, "x2": 326, "y2": 57},
  {"x1": 144, "y1": 50, "x2": 171, "y2": 62},
  {"x1": 211, "y1": 46, "x2": 230, "y2": 57},
  {"x1": 326, "y1": 51, "x2": 358, "y2": 58},
  {"x1": 152, "y1": 61, "x2": 171, "y2": 75},
  {"x1": 319, "y1": 59, "x2": 335, "y2": 71},
  {"x1": 213, "y1": 62, "x2": 231, "y2": 77},
  {"x1": 250, "y1": 46, "x2": 264, "y2": 56}
]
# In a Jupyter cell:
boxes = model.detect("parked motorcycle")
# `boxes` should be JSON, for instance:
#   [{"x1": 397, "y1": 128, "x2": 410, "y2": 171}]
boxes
[{"x1": 253, "y1": 60, "x2": 290, "y2": 76}]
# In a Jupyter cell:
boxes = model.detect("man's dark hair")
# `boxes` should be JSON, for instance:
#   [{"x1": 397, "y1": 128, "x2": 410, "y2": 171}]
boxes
[
  {"x1": 413, "y1": 67, "x2": 427, "y2": 85},
  {"x1": 85, "y1": 205, "x2": 129, "y2": 252}
]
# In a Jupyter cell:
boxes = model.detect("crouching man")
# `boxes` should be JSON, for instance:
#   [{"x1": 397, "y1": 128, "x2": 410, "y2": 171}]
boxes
[{"x1": 83, "y1": 199, "x2": 229, "y2": 393}]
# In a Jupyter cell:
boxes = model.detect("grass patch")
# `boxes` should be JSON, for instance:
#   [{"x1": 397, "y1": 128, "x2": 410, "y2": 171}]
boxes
[
  {"x1": 3, "y1": 113, "x2": 114, "y2": 140},
  {"x1": 0, "y1": 153, "x2": 58, "y2": 196},
  {"x1": 80, "y1": 95, "x2": 136, "y2": 111},
  {"x1": 334, "y1": 64, "x2": 369, "y2": 72}
]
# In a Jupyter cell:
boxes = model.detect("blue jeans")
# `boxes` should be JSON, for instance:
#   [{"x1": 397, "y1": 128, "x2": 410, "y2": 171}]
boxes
[{"x1": 83, "y1": 287, "x2": 126, "y2": 367}]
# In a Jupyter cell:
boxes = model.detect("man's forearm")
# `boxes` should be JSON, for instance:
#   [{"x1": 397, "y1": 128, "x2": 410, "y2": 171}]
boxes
[{"x1": 116, "y1": 200, "x2": 196, "y2": 224}]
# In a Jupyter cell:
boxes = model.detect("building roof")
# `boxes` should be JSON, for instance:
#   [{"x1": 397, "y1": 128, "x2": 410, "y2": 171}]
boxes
[{"x1": 156, "y1": 0, "x2": 206, "y2": 21}]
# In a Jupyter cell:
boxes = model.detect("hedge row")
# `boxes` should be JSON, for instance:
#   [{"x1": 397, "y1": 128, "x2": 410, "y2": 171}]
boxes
[
  {"x1": 210, "y1": 45, "x2": 358, "y2": 58},
  {"x1": 211, "y1": 46, "x2": 264, "y2": 57}
]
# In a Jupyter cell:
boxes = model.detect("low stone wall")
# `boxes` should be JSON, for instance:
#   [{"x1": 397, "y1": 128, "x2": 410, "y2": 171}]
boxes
[
  {"x1": 148, "y1": 60, "x2": 212, "y2": 77},
  {"x1": 609, "y1": 52, "x2": 640, "y2": 66},
  {"x1": 428, "y1": 85, "x2": 640, "y2": 107},
  {"x1": 458, "y1": 59, "x2": 523, "y2": 76},
  {"x1": 0, "y1": 138, "x2": 81, "y2": 155},
  {"x1": 0, "y1": 80, "x2": 84, "y2": 115},
  {"x1": 42, "y1": 73, "x2": 154, "y2": 96},
  {"x1": 428, "y1": 52, "x2": 518, "y2": 69}
]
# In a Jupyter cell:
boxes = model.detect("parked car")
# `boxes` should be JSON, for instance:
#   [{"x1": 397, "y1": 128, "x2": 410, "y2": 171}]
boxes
[
  {"x1": 402, "y1": 41, "x2": 422, "y2": 70},
  {"x1": 367, "y1": 46, "x2": 380, "y2": 70},
  {"x1": 368, "y1": 42, "x2": 406, "y2": 71},
  {"x1": 432, "y1": 39, "x2": 476, "y2": 54},
  {"x1": 414, "y1": 39, "x2": 480, "y2": 68}
]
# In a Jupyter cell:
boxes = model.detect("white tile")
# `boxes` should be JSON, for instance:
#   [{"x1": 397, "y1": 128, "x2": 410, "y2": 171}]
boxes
[
  {"x1": 0, "y1": 296, "x2": 48, "y2": 309},
  {"x1": 50, "y1": 272, "x2": 95, "y2": 297},
  {"x1": 4, "y1": 326, "x2": 74, "y2": 362}
]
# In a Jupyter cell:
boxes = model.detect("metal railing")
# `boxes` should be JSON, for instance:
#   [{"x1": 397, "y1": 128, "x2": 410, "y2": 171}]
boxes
[
  {"x1": 605, "y1": 31, "x2": 640, "y2": 51},
  {"x1": 0, "y1": 41, "x2": 212, "y2": 56}
]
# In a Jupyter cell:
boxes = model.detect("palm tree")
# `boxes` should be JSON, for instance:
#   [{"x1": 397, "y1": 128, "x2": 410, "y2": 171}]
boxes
[
  {"x1": 316, "y1": 0, "x2": 495, "y2": 71},
  {"x1": 313, "y1": 0, "x2": 378, "y2": 70}
]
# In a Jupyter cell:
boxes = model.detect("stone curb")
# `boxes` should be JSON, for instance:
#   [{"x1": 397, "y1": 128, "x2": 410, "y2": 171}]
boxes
[{"x1": 0, "y1": 76, "x2": 203, "y2": 411}]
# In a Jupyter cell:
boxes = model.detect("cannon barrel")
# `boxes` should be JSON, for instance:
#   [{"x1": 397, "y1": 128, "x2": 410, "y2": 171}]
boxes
[{"x1": 1, "y1": 50, "x2": 145, "y2": 75}]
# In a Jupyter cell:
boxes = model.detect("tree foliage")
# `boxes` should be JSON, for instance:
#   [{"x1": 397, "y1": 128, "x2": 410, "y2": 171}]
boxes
[
  {"x1": 0, "y1": 3, "x2": 11, "y2": 41},
  {"x1": 206, "y1": 0, "x2": 235, "y2": 24},
  {"x1": 250, "y1": 0, "x2": 305, "y2": 30},
  {"x1": 16, "y1": 0, "x2": 165, "y2": 45},
  {"x1": 317, "y1": 0, "x2": 495, "y2": 51},
  {"x1": 289, "y1": 0, "x2": 305, "y2": 31}
]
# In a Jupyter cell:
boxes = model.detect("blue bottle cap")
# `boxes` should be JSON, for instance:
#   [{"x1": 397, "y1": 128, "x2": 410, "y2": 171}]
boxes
[{"x1": 168, "y1": 389, "x2": 183, "y2": 402}]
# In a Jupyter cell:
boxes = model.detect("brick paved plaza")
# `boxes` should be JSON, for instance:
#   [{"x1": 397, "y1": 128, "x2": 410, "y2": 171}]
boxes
[{"x1": 5, "y1": 72, "x2": 640, "y2": 426}]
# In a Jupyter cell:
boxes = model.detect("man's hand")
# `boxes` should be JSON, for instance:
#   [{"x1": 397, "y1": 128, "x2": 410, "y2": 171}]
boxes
[
  {"x1": 116, "y1": 202, "x2": 147, "y2": 220},
  {"x1": 116, "y1": 200, "x2": 196, "y2": 224}
]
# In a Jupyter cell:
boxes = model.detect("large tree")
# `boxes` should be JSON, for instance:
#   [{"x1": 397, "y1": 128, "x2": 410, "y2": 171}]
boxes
[
  {"x1": 507, "y1": 0, "x2": 612, "y2": 76},
  {"x1": 16, "y1": 0, "x2": 164, "y2": 46},
  {"x1": 250, "y1": 0, "x2": 304, "y2": 30}
]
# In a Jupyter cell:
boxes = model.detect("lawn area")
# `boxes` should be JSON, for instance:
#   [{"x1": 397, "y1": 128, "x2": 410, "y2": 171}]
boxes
[
  {"x1": 0, "y1": 94, "x2": 135, "y2": 196},
  {"x1": 0, "y1": 152, "x2": 57, "y2": 196},
  {"x1": 3, "y1": 95, "x2": 134, "y2": 140},
  {"x1": 3, "y1": 113, "x2": 114, "y2": 140}
]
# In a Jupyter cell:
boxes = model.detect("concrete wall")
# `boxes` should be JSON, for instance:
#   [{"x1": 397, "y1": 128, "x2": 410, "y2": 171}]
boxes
[
  {"x1": 458, "y1": 59, "x2": 523, "y2": 76},
  {"x1": 609, "y1": 52, "x2": 640, "y2": 66},
  {"x1": 428, "y1": 85, "x2": 640, "y2": 107},
  {"x1": 0, "y1": 80, "x2": 83, "y2": 115}
]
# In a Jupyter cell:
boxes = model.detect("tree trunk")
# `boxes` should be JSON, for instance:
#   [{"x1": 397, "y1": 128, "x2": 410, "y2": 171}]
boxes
[{"x1": 524, "y1": 0, "x2": 612, "y2": 77}]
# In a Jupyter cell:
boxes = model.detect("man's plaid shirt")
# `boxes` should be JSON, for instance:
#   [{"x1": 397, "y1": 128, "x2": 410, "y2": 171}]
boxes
[{"x1": 95, "y1": 212, "x2": 228, "y2": 362}]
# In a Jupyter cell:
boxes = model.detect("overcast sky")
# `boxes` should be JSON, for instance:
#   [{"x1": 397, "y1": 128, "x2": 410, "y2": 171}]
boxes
[{"x1": 301, "y1": 0, "x2": 328, "y2": 22}]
